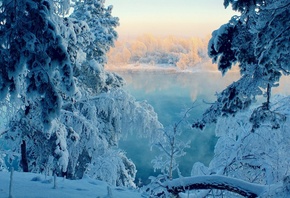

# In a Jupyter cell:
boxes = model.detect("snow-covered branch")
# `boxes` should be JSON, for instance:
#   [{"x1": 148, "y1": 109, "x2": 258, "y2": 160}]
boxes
[
  {"x1": 0, "y1": 129, "x2": 8, "y2": 136},
  {"x1": 165, "y1": 175, "x2": 265, "y2": 198}
]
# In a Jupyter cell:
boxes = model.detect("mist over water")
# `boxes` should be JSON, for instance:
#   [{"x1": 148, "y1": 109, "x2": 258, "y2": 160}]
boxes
[
  {"x1": 112, "y1": 68, "x2": 290, "y2": 184},
  {"x1": 112, "y1": 68, "x2": 240, "y2": 184}
]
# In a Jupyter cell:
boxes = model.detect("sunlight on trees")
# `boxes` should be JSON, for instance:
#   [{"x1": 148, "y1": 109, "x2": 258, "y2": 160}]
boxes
[
  {"x1": 0, "y1": 0, "x2": 290, "y2": 197},
  {"x1": 106, "y1": 34, "x2": 210, "y2": 69}
]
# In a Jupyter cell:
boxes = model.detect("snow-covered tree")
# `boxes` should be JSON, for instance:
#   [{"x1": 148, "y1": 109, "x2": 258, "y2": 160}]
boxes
[
  {"x1": 193, "y1": 0, "x2": 290, "y2": 129},
  {"x1": 106, "y1": 35, "x2": 209, "y2": 69},
  {"x1": 189, "y1": 95, "x2": 290, "y2": 197},
  {"x1": 62, "y1": 0, "x2": 122, "y2": 94},
  {"x1": 62, "y1": 89, "x2": 162, "y2": 186},
  {"x1": 0, "y1": 0, "x2": 75, "y2": 131},
  {"x1": 151, "y1": 107, "x2": 194, "y2": 180},
  {"x1": 154, "y1": 0, "x2": 290, "y2": 196},
  {"x1": 145, "y1": 96, "x2": 290, "y2": 197},
  {"x1": 71, "y1": 0, "x2": 119, "y2": 65},
  {"x1": 0, "y1": 0, "x2": 75, "y2": 172},
  {"x1": 0, "y1": 0, "x2": 163, "y2": 188},
  {"x1": 56, "y1": 0, "x2": 162, "y2": 185}
]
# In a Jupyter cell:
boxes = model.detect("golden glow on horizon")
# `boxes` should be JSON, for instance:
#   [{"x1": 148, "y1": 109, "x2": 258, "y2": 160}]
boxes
[
  {"x1": 116, "y1": 20, "x2": 230, "y2": 38},
  {"x1": 106, "y1": 0, "x2": 237, "y2": 38}
]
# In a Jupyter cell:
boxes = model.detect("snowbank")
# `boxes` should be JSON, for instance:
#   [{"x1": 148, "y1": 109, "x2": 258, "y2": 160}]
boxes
[{"x1": 0, "y1": 171, "x2": 142, "y2": 198}]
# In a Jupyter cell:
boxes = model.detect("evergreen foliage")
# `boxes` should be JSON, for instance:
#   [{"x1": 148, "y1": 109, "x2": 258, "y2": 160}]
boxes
[
  {"x1": 0, "y1": 0, "x2": 162, "y2": 187},
  {"x1": 193, "y1": 0, "x2": 290, "y2": 129},
  {"x1": 0, "y1": 0, "x2": 75, "y2": 131}
]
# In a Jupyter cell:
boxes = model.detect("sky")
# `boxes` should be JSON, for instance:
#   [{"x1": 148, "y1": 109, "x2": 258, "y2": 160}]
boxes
[{"x1": 105, "y1": 0, "x2": 238, "y2": 38}]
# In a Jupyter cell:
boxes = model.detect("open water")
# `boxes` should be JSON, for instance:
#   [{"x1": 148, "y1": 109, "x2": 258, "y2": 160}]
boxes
[{"x1": 112, "y1": 69, "x2": 240, "y2": 184}]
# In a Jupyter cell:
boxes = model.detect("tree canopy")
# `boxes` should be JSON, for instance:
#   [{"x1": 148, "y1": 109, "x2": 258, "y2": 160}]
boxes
[
  {"x1": 193, "y1": 0, "x2": 290, "y2": 129},
  {"x1": 0, "y1": 0, "x2": 163, "y2": 187},
  {"x1": 0, "y1": 0, "x2": 75, "y2": 132}
]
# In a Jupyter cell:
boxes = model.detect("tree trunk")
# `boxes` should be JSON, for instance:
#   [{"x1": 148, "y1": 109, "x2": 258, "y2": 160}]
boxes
[
  {"x1": 266, "y1": 83, "x2": 271, "y2": 110},
  {"x1": 21, "y1": 140, "x2": 29, "y2": 172}
]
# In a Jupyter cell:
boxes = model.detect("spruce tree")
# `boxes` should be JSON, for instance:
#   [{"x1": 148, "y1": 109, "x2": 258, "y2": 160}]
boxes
[{"x1": 193, "y1": 0, "x2": 290, "y2": 129}]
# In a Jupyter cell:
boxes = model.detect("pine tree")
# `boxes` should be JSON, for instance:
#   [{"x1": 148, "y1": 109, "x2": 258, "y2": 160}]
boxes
[
  {"x1": 0, "y1": 0, "x2": 75, "y2": 172},
  {"x1": 67, "y1": 0, "x2": 121, "y2": 93},
  {"x1": 1, "y1": 0, "x2": 163, "y2": 187},
  {"x1": 193, "y1": 0, "x2": 290, "y2": 129},
  {"x1": 0, "y1": 0, "x2": 75, "y2": 130}
]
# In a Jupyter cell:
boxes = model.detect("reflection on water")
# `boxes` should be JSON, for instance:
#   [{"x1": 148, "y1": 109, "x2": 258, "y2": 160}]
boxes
[{"x1": 112, "y1": 69, "x2": 290, "y2": 184}]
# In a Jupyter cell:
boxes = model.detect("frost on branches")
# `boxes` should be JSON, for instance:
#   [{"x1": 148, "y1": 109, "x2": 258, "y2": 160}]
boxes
[
  {"x1": 160, "y1": 0, "x2": 290, "y2": 197},
  {"x1": 62, "y1": 89, "x2": 162, "y2": 186},
  {"x1": 63, "y1": 0, "x2": 122, "y2": 94},
  {"x1": 0, "y1": 0, "x2": 75, "y2": 173},
  {"x1": 0, "y1": 0, "x2": 75, "y2": 132},
  {"x1": 189, "y1": 95, "x2": 290, "y2": 197},
  {"x1": 0, "y1": 0, "x2": 162, "y2": 187},
  {"x1": 193, "y1": 0, "x2": 290, "y2": 129},
  {"x1": 146, "y1": 96, "x2": 290, "y2": 197},
  {"x1": 151, "y1": 106, "x2": 194, "y2": 181}
]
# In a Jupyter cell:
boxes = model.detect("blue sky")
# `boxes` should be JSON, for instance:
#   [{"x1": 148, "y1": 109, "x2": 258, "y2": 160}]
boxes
[{"x1": 105, "y1": 0, "x2": 237, "y2": 38}]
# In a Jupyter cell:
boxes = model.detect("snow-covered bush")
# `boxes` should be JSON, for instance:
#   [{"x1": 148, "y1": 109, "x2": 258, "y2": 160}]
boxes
[
  {"x1": 85, "y1": 150, "x2": 136, "y2": 187},
  {"x1": 147, "y1": 96, "x2": 290, "y2": 197},
  {"x1": 191, "y1": 95, "x2": 290, "y2": 197},
  {"x1": 62, "y1": 88, "x2": 162, "y2": 186}
]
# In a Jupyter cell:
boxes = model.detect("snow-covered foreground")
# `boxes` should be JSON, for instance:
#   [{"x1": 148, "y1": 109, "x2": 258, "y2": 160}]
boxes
[
  {"x1": 0, "y1": 171, "x2": 142, "y2": 198},
  {"x1": 1, "y1": 170, "x2": 288, "y2": 198}
]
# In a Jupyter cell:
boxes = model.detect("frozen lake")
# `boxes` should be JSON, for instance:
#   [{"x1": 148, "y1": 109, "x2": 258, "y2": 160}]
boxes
[{"x1": 111, "y1": 69, "x2": 240, "y2": 184}]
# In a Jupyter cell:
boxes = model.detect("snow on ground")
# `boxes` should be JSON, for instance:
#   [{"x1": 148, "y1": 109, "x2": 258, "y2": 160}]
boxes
[{"x1": 0, "y1": 171, "x2": 142, "y2": 198}]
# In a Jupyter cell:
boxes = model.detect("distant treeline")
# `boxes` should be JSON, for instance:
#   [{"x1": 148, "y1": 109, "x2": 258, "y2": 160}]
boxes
[{"x1": 107, "y1": 34, "x2": 211, "y2": 69}]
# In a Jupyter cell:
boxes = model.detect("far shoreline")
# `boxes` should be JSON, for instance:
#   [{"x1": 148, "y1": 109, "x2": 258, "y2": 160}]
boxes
[{"x1": 105, "y1": 63, "x2": 240, "y2": 74}]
